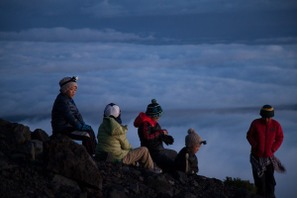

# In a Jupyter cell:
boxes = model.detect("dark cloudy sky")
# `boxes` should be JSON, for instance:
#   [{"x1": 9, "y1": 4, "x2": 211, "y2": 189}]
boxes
[
  {"x1": 0, "y1": 1, "x2": 297, "y2": 197},
  {"x1": 0, "y1": 0, "x2": 297, "y2": 44}
]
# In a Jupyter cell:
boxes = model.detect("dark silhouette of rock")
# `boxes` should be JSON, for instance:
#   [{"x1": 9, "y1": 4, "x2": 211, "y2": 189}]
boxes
[
  {"x1": 0, "y1": 118, "x2": 258, "y2": 198},
  {"x1": 45, "y1": 134, "x2": 102, "y2": 189}
]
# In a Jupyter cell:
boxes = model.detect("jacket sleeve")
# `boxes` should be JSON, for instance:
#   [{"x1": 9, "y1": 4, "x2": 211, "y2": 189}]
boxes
[
  {"x1": 271, "y1": 122, "x2": 284, "y2": 153},
  {"x1": 246, "y1": 121, "x2": 257, "y2": 148},
  {"x1": 60, "y1": 98, "x2": 83, "y2": 130}
]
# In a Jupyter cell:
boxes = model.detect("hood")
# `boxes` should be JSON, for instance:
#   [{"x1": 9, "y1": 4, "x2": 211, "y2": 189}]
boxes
[
  {"x1": 134, "y1": 112, "x2": 157, "y2": 128},
  {"x1": 102, "y1": 117, "x2": 128, "y2": 136}
]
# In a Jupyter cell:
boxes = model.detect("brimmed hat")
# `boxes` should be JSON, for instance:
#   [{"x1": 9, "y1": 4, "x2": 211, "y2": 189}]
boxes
[
  {"x1": 59, "y1": 76, "x2": 78, "y2": 93},
  {"x1": 260, "y1": 104, "x2": 274, "y2": 118},
  {"x1": 146, "y1": 99, "x2": 163, "y2": 118}
]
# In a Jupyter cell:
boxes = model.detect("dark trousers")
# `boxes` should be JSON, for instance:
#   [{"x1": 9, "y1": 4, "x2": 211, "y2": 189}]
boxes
[
  {"x1": 252, "y1": 163, "x2": 276, "y2": 198},
  {"x1": 151, "y1": 148, "x2": 177, "y2": 172},
  {"x1": 68, "y1": 129, "x2": 97, "y2": 156}
]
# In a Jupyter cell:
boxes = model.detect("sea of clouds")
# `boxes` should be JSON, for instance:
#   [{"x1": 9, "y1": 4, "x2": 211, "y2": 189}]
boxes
[{"x1": 0, "y1": 41, "x2": 296, "y2": 197}]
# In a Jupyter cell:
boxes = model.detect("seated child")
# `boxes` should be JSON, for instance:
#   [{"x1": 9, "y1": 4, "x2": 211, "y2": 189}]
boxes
[{"x1": 175, "y1": 128, "x2": 206, "y2": 174}]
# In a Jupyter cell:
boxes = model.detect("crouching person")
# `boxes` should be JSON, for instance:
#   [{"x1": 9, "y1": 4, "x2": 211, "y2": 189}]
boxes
[
  {"x1": 134, "y1": 99, "x2": 177, "y2": 172},
  {"x1": 51, "y1": 76, "x2": 97, "y2": 157},
  {"x1": 175, "y1": 128, "x2": 206, "y2": 174},
  {"x1": 96, "y1": 103, "x2": 162, "y2": 173}
]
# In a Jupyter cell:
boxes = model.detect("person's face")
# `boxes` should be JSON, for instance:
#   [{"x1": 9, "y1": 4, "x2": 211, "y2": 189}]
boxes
[
  {"x1": 262, "y1": 117, "x2": 272, "y2": 123},
  {"x1": 152, "y1": 117, "x2": 160, "y2": 121},
  {"x1": 193, "y1": 145, "x2": 200, "y2": 153},
  {"x1": 65, "y1": 86, "x2": 77, "y2": 98}
]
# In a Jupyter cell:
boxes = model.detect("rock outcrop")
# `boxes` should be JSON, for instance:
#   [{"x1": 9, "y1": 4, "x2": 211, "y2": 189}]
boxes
[{"x1": 0, "y1": 118, "x2": 257, "y2": 198}]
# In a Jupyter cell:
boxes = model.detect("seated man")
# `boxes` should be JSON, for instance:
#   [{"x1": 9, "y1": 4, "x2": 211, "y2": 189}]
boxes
[{"x1": 51, "y1": 76, "x2": 97, "y2": 157}]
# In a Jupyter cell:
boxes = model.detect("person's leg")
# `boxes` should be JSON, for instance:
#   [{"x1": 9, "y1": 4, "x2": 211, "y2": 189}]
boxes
[
  {"x1": 265, "y1": 163, "x2": 276, "y2": 198},
  {"x1": 154, "y1": 149, "x2": 177, "y2": 172},
  {"x1": 122, "y1": 147, "x2": 154, "y2": 169},
  {"x1": 252, "y1": 167, "x2": 266, "y2": 196},
  {"x1": 69, "y1": 130, "x2": 96, "y2": 156}
]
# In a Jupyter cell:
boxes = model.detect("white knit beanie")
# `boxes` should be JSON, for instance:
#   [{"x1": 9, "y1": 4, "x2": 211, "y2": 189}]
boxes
[
  {"x1": 104, "y1": 103, "x2": 121, "y2": 118},
  {"x1": 59, "y1": 76, "x2": 78, "y2": 93}
]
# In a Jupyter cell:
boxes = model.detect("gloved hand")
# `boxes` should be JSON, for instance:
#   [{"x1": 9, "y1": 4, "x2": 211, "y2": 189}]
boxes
[
  {"x1": 80, "y1": 124, "x2": 92, "y2": 131},
  {"x1": 162, "y1": 135, "x2": 174, "y2": 145}
]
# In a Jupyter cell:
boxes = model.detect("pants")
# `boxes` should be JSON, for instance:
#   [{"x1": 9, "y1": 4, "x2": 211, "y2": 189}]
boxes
[
  {"x1": 252, "y1": 163, "x2": 276, "y2": 198},
  {"x1": 68, "y1": 129, "x2": 97, "y2": 156},
  {"x1": 122, "y1": 147, "x2": 154, "y2": 169},
  {"x1": 151, "y1": 148, "x2": 177, "y2": 172}
]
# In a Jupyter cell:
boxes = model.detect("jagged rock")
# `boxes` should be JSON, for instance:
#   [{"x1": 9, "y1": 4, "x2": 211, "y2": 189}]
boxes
[
  {"x1": 11, "y1": 122, "x2": 31, "y2": 144},
  {"x1": 0, "y1": 118, "x2": 258, "y2": 198},
  {"x1": 45, "y1": 134, "x2": 102, "y2": 190},
  {"x1": 30, "y1": 139, "x2": 43, "y2": 156},
  {"x1": 0, "y1": 119, "x2": 32, "y2": 159},
  {"x1": 31, "y1": 128, "x2": 50, "y2": 142},
  {"x1": 51, "y1": 174, "x2": 82, "y2": 197}
]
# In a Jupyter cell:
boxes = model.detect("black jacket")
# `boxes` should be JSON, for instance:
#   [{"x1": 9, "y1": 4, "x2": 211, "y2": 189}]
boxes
[
  {"x1": 175, "y1": 147, "x2": 198, "y2": 174},
  {"x1": 51, "y1": 93, "x2": 84, "y2": 134}
]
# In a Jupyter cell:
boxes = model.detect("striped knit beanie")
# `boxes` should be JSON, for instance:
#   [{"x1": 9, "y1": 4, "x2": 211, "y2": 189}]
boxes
[
  {"x1": 260, "y1": 104, "x2": 274, "y2": 118},
  {"x1": 146, "y1": 99, "x2": 163, "y2": 118}
]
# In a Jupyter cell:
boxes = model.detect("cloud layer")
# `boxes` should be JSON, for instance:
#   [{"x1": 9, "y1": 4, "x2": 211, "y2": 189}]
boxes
[{"x1": 0, "y1": 40, "x2": 296, "y2": 197}]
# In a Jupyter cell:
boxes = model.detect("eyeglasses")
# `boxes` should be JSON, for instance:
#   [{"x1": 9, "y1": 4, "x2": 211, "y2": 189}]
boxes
[{"x1": 60, "y1": 76, "x2": 78, "y2": 86}]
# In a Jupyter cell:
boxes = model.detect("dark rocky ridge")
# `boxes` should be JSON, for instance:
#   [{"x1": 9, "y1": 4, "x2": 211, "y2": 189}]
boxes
[{"x1": 0, "y1": 118, "x2": 258, "y2": 198}]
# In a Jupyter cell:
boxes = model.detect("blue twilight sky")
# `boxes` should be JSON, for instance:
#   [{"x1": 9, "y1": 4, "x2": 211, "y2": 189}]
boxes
[
  {"x1": 0, "y1": 0, "x2": 297, "y2": 44},
  {"x1": 0, "y1": 1, "x2": 297, "y2": 197}
]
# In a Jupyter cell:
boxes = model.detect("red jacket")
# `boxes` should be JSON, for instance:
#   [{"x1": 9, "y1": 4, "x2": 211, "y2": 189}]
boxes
[
  {"x1": 246, "y1": 118, "x2": 284, "y2": 158},
  {"x1": 134, "y1": 112, "x2": 165, "y2": 151}
]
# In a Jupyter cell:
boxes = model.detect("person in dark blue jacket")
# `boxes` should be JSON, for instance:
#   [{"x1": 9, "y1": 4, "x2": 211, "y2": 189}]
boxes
[{"x1": 51, "y1": 76, "x2": 97, "y2": 157}]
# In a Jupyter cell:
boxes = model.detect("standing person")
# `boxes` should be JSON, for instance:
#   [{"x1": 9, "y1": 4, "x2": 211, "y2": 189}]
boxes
[
  {"x1": 175, "y1": 128, "x2": 206, "y2": 174},
  {"x1": 51, "y1": 76, "x2": 97, "y2": 157},
  {"x1": 134, "y1": 99, "x2": 177, "y2": 172},
  {"x1": 96, "y1": 103, "x2": 162, "y2": 173},
  {"x1": 246, "y1": 104, "x2": 285, "y2": 198}
]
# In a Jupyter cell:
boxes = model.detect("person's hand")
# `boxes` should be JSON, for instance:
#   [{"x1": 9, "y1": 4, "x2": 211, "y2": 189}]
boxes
[
  {"x1": 162, "y1": 135, "x2": 174, "y2": 145},
  {"x1": 80, "y1": 124, "x2": 92, "y2": 131},
  {"x1": 162, "y1": 129, "x2": 168, "y2": 135}
]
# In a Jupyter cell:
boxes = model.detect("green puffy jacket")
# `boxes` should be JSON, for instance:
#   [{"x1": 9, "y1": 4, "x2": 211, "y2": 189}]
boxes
[{"x1": 96, "y1": 117, "x2": 132, "y2": 162}]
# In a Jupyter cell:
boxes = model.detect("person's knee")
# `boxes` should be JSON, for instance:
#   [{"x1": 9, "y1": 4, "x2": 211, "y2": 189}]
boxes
[{"x1": 139, "y1": 146, "x2": 149, "y2": 153}]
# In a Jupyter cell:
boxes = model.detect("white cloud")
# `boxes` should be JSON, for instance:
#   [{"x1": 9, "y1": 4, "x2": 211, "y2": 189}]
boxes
[
  {"x1": 0, "y1": 41, "x2": 296, "y2": 116},
  {"x1": 0, "y1": 28, "x2": 154, "y2": 42}
]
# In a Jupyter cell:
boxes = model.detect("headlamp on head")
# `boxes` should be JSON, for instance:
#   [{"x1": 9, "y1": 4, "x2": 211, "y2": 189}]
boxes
[
  {"x1": 72, "y1": 76, "x2": 78, "y2": 81},
  {"x1": 60, "y1": 76, "x2": 78, "y2": 87}
]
